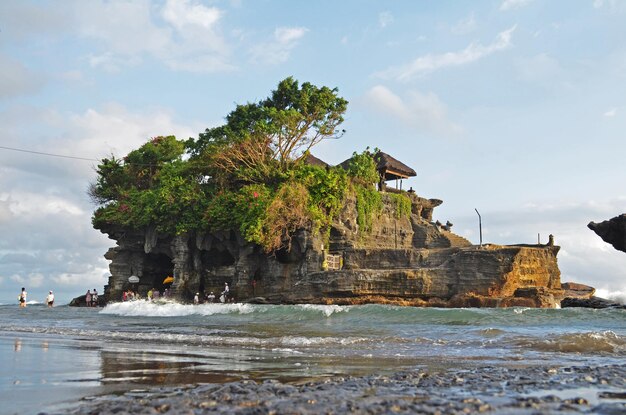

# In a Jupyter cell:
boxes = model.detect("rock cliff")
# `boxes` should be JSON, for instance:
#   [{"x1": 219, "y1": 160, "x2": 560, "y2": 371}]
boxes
[
  {"x1": 588, "y1": 214, "x2": 626, "y2": 253},
  {"x1": 97, "y1": 190, "x2": 565, "y2": 308}
]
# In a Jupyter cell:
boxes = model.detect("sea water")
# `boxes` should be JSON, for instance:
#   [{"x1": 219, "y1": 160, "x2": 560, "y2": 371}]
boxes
[{"x1": 0, "y1": 302, "x2": 624, "y2": 414}]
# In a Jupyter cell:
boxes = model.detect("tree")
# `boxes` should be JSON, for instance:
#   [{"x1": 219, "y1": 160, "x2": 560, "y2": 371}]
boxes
[
  {"x1": 187, "y1": 77, "x2": 348, "y2": 184},
  {"x1": 89, "y1": 136, "x2": 185, "y2": 205}
]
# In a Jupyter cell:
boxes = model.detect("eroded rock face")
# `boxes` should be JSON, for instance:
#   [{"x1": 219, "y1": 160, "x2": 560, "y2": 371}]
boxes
[
  {"x1": 588, "y1": 214, "x2": 626, "y2": 253},
  {"x1": 97, "y1": 192, "x2": 564, "y2": 308}
]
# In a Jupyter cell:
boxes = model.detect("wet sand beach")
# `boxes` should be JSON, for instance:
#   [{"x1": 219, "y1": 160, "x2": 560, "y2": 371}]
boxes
[
  {"x1": 1, "y1": 303, "x2": 624, "y2": 414},
  {"x1": 60, "y1": 363, "x2": 626, "y2": 415}
]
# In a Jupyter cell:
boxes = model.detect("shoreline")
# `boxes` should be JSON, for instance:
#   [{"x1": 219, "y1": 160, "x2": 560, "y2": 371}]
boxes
[{"x1": 55, "y1": 363, "x2": 626, "y2": 415}]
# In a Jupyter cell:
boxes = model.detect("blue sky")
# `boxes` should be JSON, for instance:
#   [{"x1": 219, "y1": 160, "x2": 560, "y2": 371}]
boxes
[{"x1": 1, "y1": 0, "x2": 626, "y2": 304}]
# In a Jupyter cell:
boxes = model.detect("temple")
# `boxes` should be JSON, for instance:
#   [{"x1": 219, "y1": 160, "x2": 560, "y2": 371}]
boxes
[{"x1": 95, "y1": 150, "x2": 569, "y2": 308}]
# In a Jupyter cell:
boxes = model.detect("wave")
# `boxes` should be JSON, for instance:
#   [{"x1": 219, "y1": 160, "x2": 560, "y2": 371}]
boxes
[
  {"x1": 100, "y1": 301, "x2": 351, "y2": 318},
  {"x1": 478, "y1": 328, "x2": 507, "y2": 337},
  {"x1": 100, "y1": 300, "x2": 256, "y2": 317},
  {"x1": 295, "y1": 304, "x2": 349, "y2": 317},
  {"x1": 0, "y1": 324, "x2": 370, "y2": 349},
  {"x1": 513, "y1": 331, "x2": 626, "y2": 354}
]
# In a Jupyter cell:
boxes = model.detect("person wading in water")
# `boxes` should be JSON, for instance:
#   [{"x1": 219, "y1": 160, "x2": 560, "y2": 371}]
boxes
[{"x1": 18, "y1": 287, "x2": 27, "y2": 308}]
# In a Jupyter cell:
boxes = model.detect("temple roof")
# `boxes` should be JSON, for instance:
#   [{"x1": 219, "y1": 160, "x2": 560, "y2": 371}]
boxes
[
  {"x1": 374, "y1": 151, "x2": 416, "y2": 180},
  {"x1": 303, "y1": 153, "x2": 330, "y2": 168}
]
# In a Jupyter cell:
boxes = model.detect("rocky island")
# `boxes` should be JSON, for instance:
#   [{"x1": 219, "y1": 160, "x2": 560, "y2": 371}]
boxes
[{"x1": 90, "y1": 78, "x2": 578, "y2": 308}]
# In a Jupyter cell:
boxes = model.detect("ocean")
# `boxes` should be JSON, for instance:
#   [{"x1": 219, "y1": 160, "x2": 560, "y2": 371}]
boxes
[{"x1": 1, "y1": 302, "x2": 624, "y2": 414}]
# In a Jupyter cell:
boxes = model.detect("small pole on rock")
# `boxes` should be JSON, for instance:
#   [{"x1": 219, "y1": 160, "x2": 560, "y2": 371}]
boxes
[
  {"x1": 538, "y1": 233, "x2": 540, "y2": 245},
  {"x1": 475, "y1": 208, "x2": 482, "y2": 248}
]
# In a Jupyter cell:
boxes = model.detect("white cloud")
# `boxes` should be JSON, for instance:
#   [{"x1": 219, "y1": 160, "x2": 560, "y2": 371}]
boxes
[
  {"x1": 379, "y1": 11, "x2": 394, "y2": 29},
  {"x1": 0, "y1": 103, "x2": 199, "y2": 303},
  {"x1": 361, "y1": 85, "x2": 462, "y2": 135},
  {"x1": 603, "y1": 108, "x2": 617, "y2": 117},
  {"x1": 500, "y1": 0, "x2": 534, "y2": 11},
  {"x1": 10, "y1": 273, "x2": 45, "y2": 288},
  {"x1": 376, "y1": 25, "x2": 516, "y2": 81},
  {"x1": 162, "y1": 0, "x2": 222, "y2": 30},
  {"x1": 0, "y1": 198, "x2": 14, "y2": 223},
  {"x1": 75, "y1": 0, "x2": 233, "y2": 73},
  {"x1": 1, "y1": 192, "x2": 83, "y2": 218},
  {"x1": 452, "y1": 198, "x2": 626, "y2": 295},
  {"x1": 249, "y1": 26, "x2": 308, "y2": 65},
  {"x1": 0, "y1": 1, "x2": 69, "y2": 40},
  {"x1": 0, "y1": 53, "x2": 45, "y2": 99},
  {"x1": 451, "y1": 13, "x2": 477, "y2": 35},
  {"x1": 593, "y1": 0, "x2": 625, "y2": 11}
]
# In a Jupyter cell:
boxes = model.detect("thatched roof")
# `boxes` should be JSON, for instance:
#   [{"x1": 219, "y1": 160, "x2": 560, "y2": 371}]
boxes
[
  {"x1": 338, "y1": 151, "x2": 416, "y2": 182},
  {"x1": 303, "y1": 153, "x2": 330, "y2": 168},
  {"x1": 374, "y1": 151, "x2": 416, "y2": 180}
]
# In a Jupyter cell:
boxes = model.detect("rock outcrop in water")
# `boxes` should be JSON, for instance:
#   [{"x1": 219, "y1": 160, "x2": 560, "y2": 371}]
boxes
[
  {"x1": 588, "y1": 214, "x2": 626, "y2": 253},
  {"x1": 97, "y1": 189, "x2": 566, "y2": 308}
]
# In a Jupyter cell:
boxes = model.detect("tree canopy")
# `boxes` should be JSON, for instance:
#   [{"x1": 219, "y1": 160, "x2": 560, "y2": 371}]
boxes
[
  {"x1": 91, "y1": 77, "x2": 396, "y2": 252},
  {"x1": 187, "y1": 77, "x2": 348, "y2": 185}
]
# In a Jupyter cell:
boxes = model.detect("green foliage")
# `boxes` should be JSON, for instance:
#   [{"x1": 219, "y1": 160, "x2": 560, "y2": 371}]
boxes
[
  {"x1": 93, "y1": 159, "x2": 210, "y2": 235},
  {"x1": 388, "y1": 193, "x2": 412, "y2": 219},
  {"x1": 354, "y1": 184, "x2": 383, "y2": 233},
  {"x1": 91, "y1": 78, "x2": 358, "y2": 252},
  {"x1": 345, "y1": 148, "x2": 380, "y2": 185},
  {"x1": 187, "y1": 77, "x2": 348, "y2": 185},
  {"x1": 256, "y1": 181, "x2": 311, "y2": 252}
]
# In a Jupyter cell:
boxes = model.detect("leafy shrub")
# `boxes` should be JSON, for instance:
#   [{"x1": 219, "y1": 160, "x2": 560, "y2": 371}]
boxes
[
  {"x1": 388, "y1": 193, "x2": 412, "y2": 219},
  {"x1": 354, "y1": 184, "x2": 383, "y2": 233}
]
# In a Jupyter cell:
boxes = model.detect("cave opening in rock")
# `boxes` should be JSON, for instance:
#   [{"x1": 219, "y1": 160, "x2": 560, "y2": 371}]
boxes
[
  {"x1": 201, "y1": 248, "x2": 235, "y2": 267},
  {"x1": 275, "y1": 239, "x2": 303, "y2": 264},
  {"x1": 143, "y1": 253, "x2": 174, "y2": 293}
]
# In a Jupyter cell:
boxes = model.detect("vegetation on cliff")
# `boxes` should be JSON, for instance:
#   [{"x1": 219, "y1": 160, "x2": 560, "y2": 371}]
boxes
[{"x1": 90, "y1": 78, "x2": 402, "y2": 252}]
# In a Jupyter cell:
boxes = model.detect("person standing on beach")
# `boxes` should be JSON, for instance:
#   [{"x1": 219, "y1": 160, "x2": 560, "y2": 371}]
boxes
[
  {"x1": 221, "y1": 283, "x2": 229, "y2": 303},
  {"x1": 92, "y1": 289, "x2": 98, "y2": 307},
  {"x1": 46, "y1": 291, "x2": 54, "y2": 307},
  {"x1": 85, "y1": 289, "x2": 92, "y2": 307},
  {"x1": 18, "y1": 287, "x2": 27, "y2": 308}
]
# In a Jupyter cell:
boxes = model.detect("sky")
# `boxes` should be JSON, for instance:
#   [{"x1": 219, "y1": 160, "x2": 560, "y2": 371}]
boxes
[{"x1": 1, "y1": 0, "x2": 626, "y2": 305}]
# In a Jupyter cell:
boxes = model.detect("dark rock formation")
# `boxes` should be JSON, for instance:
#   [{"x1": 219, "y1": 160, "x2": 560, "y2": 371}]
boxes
[
  {"x1": 96, "y1": 191, "x2": 565, "y2": 308},
  {"x1": 588, "y1": 214, "x2": 626, "y2": 253},
  {"x1": 561, "y1": 296, "x2": 626, "y2": 309}
]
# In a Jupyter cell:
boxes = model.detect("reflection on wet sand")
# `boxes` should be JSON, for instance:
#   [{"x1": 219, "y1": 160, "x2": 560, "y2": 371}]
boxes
[
  {"x1": 100, "y1": 351, "x2": 242, "y2": 385},
  {"x1": 98, "y1": 348, "x2": 421, "y2": 388}
]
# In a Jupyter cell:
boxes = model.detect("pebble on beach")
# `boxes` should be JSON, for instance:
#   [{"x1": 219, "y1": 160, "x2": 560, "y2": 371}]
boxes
[{"x1": 56, "y1": 363, "x2": 626, "y2": 415}]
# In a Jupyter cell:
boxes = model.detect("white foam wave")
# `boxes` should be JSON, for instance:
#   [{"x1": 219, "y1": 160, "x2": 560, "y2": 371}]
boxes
[
  {"x1": 0, "y1": 325, "x2": 368, "y2": 349},
  {"x1": 100, "y1": 300, "x2": 256, "y2": 317},
  {"x1": 295, "y1": 304, "x2": 349, "y2": 317},
  {"x1": 513, "y1": 307, "x2": 530, "y2": 314},
  {"x1": 595, "y1": 289, "x2": 626, "y2": 305},
  {"x1": 26, "y1": 300, "x2": 41, "y2": 305},
  {"x1": 278, "y1": 336, "x2": 366, "y2": 347}
]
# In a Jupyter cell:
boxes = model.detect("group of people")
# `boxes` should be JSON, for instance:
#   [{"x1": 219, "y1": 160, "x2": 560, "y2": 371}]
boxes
[
  {"x1": 122, "y1": 287, "x2": 173, "y2": 302},
  {"x1": 122, "y1": 289, "x2": 139, "y2": 301},
  {"x1": 18, "y1": 287, "x2": 55, "y2": 308},
  {"x1": 193, "y1": 283, "x2": 231, "y2": 304},
  {"x1": 146, "y1": 287, "x2": 171, "y2": 301},
  {"x1": 84, "y1": 289, "x2": 99, "y2": 307}
]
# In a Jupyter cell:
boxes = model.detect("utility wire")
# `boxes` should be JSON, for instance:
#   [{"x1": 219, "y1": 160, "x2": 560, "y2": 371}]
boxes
[
  {"x1": 0, "y1": 145, "x2": 99, "y2": 162},
  {"x1": 0, "y1": 145, "x2": 175, "y2": 167}
]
